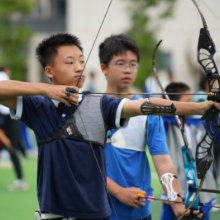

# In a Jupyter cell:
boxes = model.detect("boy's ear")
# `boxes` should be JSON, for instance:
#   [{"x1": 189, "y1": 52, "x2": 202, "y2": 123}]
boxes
[
  {"x1": 100, "y1": 63, "x2": 108, "y2": 76},
  {"x1": 45, "y1": 66, "x2": 54, "y2": 79}
]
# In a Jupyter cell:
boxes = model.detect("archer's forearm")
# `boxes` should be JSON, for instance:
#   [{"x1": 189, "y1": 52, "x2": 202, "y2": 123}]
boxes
[
  {"x1": 152, "y1": 155, "x2": 182, "y2": 202},
  {"x1": 0, "y1": 80, "x2": 49, "y2": 99},
  {"x1": 152, "y1": 155, "x2": 180, "y2": 193},
  {"x1": 121, "y1": 98, "x2": 205, "y2": 118},
  {"x1": 107, "y1": 177, "x2": 121, "y2": 197}
]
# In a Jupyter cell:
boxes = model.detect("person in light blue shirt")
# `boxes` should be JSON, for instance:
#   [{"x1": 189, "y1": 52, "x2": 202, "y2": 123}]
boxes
[
  {"x1": 105, "y1": 95, "x2": 168, "y2": 220},
  {"x1": 98, "y1": 34, "x2": 204, "y2": 220}
]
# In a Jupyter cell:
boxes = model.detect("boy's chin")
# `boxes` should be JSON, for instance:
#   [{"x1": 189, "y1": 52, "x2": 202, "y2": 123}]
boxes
[
  {"x1": 67, "y1": 80, "x2": 84, "y2": 88},
  {"x1": 76, "y1": 82, "x2": 84, "y2": 89}
]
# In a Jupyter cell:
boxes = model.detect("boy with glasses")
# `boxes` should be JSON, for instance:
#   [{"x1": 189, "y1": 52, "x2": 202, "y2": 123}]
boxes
[{"x1": 99, "y1": 34, "x2": 204, "y2": 220}]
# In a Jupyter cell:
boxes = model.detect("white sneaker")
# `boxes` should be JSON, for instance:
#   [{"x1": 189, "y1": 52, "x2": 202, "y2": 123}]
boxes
[{"x1": 8, "y1": 179, "x2": 29, "y2": 191}]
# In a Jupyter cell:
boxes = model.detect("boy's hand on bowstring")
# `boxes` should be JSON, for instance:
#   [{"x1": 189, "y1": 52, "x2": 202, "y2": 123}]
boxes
[
  {"x1": 45, "y1": 85, "x2": 79, "y2": 106},
  {"x1": 116, "y1": 187, "x2": 146, "y2": 208}
]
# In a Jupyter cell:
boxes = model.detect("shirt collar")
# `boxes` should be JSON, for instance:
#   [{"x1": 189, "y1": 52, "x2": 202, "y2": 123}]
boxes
[{"x1": 52, "y1": 89, "x2": 82, "y2": 108}]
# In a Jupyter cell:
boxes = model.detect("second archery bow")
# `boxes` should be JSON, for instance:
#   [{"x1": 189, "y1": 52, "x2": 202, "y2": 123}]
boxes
[{"x1": 178, "y1": 0, "x2": 220, "y2": 219}]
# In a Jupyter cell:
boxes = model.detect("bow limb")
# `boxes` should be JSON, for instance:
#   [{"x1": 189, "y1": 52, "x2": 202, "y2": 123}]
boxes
[
  {"x1": 76, "y1": 0, "x2": 113, "y2": 87},
  {"x1": 152, "y1": 41, "x2": 200, "y2": 218}
]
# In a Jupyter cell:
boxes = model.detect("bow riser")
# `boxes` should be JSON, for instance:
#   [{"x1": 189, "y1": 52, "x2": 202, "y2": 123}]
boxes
[
  {"x1": 196, "y1": 107, "x2": 220, "y2": 179},
  {"x1": 182, "y1": 146, "x2": 200, "y2": 210}
]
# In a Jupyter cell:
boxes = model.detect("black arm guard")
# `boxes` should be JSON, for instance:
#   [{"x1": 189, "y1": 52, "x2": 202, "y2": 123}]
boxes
[{"x1": 141, "y1": 100, "x2": 176, "y2": 115}]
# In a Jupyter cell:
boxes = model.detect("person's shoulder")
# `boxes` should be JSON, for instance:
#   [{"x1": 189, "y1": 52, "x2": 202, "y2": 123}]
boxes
[
  {"x1": 101, "y1": 94, "x2": 122, "y2": 103},
  {"x1": 101, "y1": 94, "x2": 115, "y2": 100},
  {"x1": 24, "y1": 95, "x2": 48, "y2": 102}
]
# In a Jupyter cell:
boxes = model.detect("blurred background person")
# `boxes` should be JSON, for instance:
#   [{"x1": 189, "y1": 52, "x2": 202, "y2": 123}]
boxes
[
  {"x1": 87, "y1": 71, "x2": 97, "y2": 93},
  {"x1": 0, "y1": 68, "x2": 29, "y2": 191},
  {"x1": 160, "y1": 82, "x2": 218, "y2": 220}
]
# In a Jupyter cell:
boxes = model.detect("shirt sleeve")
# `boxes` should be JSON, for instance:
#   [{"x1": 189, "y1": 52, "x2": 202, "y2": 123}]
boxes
[
  {"x1": 10, "y1": 95, "x2": 44, "y2": 131},
  {"x1": 10, "y1": 96, "x2": 23, "y2": 120},
  {"x1": 147, "y1": 115, "x2": 169, "y2": 155},
  {"x1": 101, "y1": 95, "x2": 130, "y2": 129}
]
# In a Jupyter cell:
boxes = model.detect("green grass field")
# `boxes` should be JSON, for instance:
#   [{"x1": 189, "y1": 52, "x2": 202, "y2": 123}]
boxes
[
  {"x1": 0, "y1": 154, "x2": 219, "y2": 220},
  {"x1": 0, "y1": 156, "x2": 38, "y2": 220}
]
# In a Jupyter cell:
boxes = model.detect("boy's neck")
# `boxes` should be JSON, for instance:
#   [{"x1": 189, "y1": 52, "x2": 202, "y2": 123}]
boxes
[{"x1": 105, "y1": 84, "x2": 134, "y2": 99}]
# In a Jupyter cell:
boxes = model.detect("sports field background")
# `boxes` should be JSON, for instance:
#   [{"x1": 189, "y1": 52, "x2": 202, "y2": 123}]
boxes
[{"x1": 0, "y1": 153, "x2": 219, "y2": 220}]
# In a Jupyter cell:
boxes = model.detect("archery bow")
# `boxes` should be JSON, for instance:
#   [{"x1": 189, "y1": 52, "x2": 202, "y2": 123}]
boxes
[
  {"x1": 178, "y1": 0, "x2": 220, "y2": 218},
  {"x1": 151, "y1": 40, "x2": 201, "y2": 217}
]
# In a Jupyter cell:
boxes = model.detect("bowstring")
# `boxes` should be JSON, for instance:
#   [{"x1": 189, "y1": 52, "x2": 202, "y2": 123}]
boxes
[
  {"x1": 74, "y1": 1, "x2": 119, "y2": 220},
  {"x1": 76, "y1": 0, "x2": 113, "y2": 87},
  {"x1": 140, "y1": 40, "x2": 156, "y2": 220},
  {"x1": 202, "y1": 0, "x2": 220, "y2": 23}
]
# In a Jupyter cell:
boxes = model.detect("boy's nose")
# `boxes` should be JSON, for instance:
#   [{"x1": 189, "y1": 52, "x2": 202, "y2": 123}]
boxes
[
  {"x1": 123, "y1": 66, "x2": 131, "y2": 73},
  {"x1": 75, "y1": 62, "x2": 84, "y2": 72}
]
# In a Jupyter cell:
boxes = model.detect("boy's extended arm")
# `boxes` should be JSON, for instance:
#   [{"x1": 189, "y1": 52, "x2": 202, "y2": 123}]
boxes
[
  {"x1": 121, "y1": 97, "x2": 219, "y2": 118},
  {"x1": 0, "y1": 80, "x2": 79, "y2": 110}
]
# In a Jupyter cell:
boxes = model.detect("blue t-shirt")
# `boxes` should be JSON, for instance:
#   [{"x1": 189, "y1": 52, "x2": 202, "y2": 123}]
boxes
[
  {"x1": 162, "y1": 116, "x2": 220, "y2": 142},
  {"x1": 105, "y1": 95, "x2": 168, "y2": 220},
  {"x1": 11, "y1": 94, "x2": 128, "y2": 219}
]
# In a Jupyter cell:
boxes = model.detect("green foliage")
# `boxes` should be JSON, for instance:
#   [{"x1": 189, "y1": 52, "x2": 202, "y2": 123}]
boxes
[
  {"x1": 0, "y1": 0, "x2": 36, "y2": 80},
  {"x1": 122, "y1": 0, "x2": 176, "y2": 89}
]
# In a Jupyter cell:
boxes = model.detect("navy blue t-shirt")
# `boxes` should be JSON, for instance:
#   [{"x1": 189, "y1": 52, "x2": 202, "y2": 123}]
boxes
[{"x1": 12, "y1": 95, "x2": 128, "y2": 219}]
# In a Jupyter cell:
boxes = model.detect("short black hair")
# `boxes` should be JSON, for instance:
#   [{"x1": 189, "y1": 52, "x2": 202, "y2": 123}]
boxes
[
  {"x1": 99, "y1": 34, "x2": 140, "y2": 66},
  {"x1": 165, "y1": 82, "x2": 191, "y2": 101},
  {"x1": 36, "y1": 33, "x2": 83, "y2": 69}
]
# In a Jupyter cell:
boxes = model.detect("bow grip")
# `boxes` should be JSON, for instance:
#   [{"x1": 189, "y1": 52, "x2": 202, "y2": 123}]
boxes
[
  {"x1": 196, "y1": 106, "x2": 220, "y2": 179},
  {"x1": 66, "y1": 87, "x2": 77, "y2": 96},
  {"x1": 200, "y1": 105, "x2": 220, "y2": 125},
  {"x1": 182, "y1": 146, "x2": 200, "y2": 210}
]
